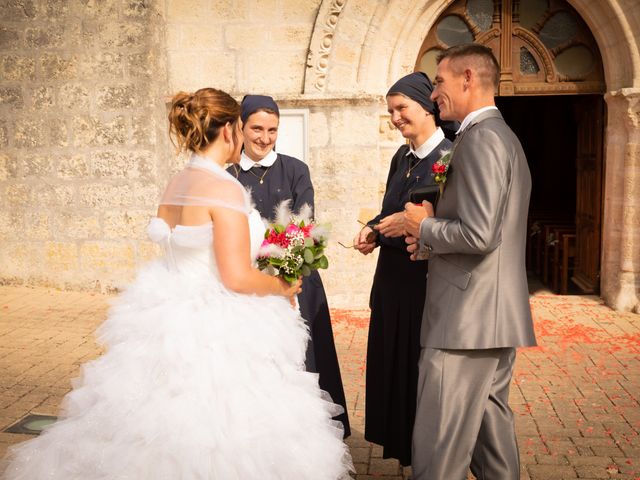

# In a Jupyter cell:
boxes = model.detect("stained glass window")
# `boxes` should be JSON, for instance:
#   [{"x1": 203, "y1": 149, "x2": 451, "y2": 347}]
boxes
[
  {"x1": 520, "y1": 47, "x2": 540, "y2": 74},
  {"x1": 467, "y1": 0, "x2": 493, "y2": 31},
  {"x1": 539, "y1": 11, "x2": 578, "y2": 49},
  {"x1": 418, "y1": 49, "x2": 442, "y2": 80},
  {"x1": 436, "y1": 15, "x2": 473, "y2": 46},
  {"x1": 415, "y1": 0, "x2": 603, "y2": 94},
  {"x1": 555, "y1": 46, "x2": 594, "y2": 77},
  {"x1": 519, "y1": 0, "x2": 548, "y2": 29}
]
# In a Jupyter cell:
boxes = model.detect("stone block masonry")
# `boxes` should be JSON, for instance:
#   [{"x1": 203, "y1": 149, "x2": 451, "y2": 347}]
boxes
[
  {"x1": 0, "y1": 0, "x2": 169, "y2": 291},
  {"x1": 2, "y1": 0, "x2": 636, "y2": 312}
]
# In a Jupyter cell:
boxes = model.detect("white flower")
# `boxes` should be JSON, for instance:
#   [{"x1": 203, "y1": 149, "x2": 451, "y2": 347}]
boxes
[
  {"x1": 274, "y1": 200, "x2": 293, "y2": 226},
  {"x1": 258, "y1": 243, "x2": 285, "y2": 258},
  {"x1": 296, "y1": 203, "x2": 314, "y2": 225},
  {"x1": 309, "y1": 224, "x2": 328, "y2": 242}
]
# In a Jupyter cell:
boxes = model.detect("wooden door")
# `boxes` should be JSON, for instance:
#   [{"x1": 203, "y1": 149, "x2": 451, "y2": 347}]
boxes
[
  {"x1": 415, "y1": 0, "x2": 605, "y2": 96},
  {"x1": 572, "y1": 96, "x2": 604, "y2": 293},
  {"x1": 415, "y1": 0, "x2": 607, "y2": 294}
]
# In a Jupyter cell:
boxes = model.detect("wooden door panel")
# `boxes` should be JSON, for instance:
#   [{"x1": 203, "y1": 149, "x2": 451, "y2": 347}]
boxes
[{"x1": 572, "y1": 96, "x2": 603, "y2": 293}]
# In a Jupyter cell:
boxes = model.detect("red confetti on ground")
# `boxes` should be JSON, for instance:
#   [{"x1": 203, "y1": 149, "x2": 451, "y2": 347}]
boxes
[
  {"x1": 531, "y1": 316, "x2": 640, "y2": 353},
  {"x1": 331, "y1": 308, "x2": 370, "y2": 329}
]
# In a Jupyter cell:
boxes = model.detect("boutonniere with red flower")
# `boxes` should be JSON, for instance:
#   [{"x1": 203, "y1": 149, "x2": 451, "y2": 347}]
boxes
[{"x1": 432, "y1": 149, "x2": 452, "y2": 194}]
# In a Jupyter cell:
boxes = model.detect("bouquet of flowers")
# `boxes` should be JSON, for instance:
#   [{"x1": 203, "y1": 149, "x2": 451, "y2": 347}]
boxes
[{"x1": 257, "y1": 201, "x2": 329, "y2": 284}]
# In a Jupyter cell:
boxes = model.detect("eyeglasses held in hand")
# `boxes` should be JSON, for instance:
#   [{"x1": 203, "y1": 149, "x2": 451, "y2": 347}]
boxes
[{"x1": 337, "y1": 220, "x2": 377, "y2": 248}]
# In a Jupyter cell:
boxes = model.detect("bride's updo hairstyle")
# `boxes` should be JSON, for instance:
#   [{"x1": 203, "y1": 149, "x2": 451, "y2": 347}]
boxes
[{"x1": 168, "y1": 87, "x2": 241, "y2": 153}]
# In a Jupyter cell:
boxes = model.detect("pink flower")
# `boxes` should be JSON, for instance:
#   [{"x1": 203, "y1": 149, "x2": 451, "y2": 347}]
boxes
[{"x1": 286, "y1": 223, "x2": 301, "y2": 235}]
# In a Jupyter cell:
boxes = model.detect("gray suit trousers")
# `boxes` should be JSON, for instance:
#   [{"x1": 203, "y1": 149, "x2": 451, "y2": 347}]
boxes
[{"x1": 412, "y1": 348, "x2": 519, "y2": 480}]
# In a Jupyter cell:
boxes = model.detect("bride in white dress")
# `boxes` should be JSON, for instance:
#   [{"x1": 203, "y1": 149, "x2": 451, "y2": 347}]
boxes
[{"x1": 1, "y1": 88, "x2": 353, "y2": 480}]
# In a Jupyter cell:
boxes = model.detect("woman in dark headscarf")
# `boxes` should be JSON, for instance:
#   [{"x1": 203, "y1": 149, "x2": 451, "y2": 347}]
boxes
[
  {"x1": 353, "y1": 72, "x2": 458, "y2": 466},
  {"x1": 229, "y1": 95, "x2": 350, "y2": 437}
]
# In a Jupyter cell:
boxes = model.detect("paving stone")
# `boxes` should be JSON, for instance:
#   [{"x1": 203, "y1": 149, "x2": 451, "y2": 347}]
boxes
[
  {"x1": 613, "y1": 456, "x2": 640, "y2": 477},
  {"x1": 0, "y1": 286, "x2": 638, "y2": 477},
  {"x1": 574, "y1": 464, "x2": 620, "y2": 478},
  {"x1": 371, "y1": 444, "x2": 384, "y2": 458},
  {"x1": 368, "y1": 457, "x2": 401, "y2": 475},
  {"x1": 589, "y1": 445, "x2": 626, "y2": 457},
  {"x1": 535, "y1": 454, "x2": 570, "y2": 465},
  {"x1": 528, "y1": 464, "x2": 577, "y2": 479},
  {"x1": 568, "y1": 455, "x2": 613, "y2": 466},
  {"x1": 353, "y1": 462, "x2": 368, "y2": 474},
  {"x1": 349, "y1": 446, "x2": 370, "y2": 464}
]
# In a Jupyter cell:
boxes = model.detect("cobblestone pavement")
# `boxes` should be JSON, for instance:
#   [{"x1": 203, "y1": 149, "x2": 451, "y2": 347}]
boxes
[{"x1": 0, "y1": 285, "x2": 638, "y2": 479}]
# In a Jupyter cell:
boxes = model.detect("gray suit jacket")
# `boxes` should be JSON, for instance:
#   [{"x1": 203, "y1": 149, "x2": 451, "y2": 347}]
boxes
[{"x1": 419, "y1": 109, "x2": 536, "y2": 349}]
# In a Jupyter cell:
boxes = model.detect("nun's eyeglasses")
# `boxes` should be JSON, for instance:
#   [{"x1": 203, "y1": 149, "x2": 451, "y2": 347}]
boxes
[{"x1": 337, "y1": 220, "x2": 375, "y2": 249}]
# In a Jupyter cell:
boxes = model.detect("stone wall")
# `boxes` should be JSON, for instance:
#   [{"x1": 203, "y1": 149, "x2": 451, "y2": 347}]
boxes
[
  {"x1": 0, "y1": 0, "x2": 169, "y2": 290},
  {"x1": 1, "y1": 0, "x2": 638, "y2": 311},
  {"x1": 162, "y1": 0, "x2": 390, "y2": 307},
  {"x1": 278, "y1": 95, "x2": 400, "y2": 307},
  {"x1": 165, "y1": 0, "x2": 322, "y2": 94},
  {"x1": 0, "y1": 0, "x2": 390, "y2": 307}
]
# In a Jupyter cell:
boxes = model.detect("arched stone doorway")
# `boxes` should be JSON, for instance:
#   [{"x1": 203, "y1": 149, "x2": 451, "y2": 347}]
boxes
[
  {"x1": 304, "y1": 0, "x2": 639, "y2": 310},
  {"x1": 416, "y1": 0, "x2": 606, "y2": 294}
]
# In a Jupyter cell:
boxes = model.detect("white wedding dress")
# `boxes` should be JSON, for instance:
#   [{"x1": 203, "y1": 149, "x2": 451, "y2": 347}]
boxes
[{"x1": 2, "y1": 157, "x2": 352, "y2": 480}]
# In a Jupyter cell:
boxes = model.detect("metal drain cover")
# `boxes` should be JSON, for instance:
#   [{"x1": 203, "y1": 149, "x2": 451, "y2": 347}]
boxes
[{"x1": 4, "y1": 414, "x2": 57, "y2": 435}]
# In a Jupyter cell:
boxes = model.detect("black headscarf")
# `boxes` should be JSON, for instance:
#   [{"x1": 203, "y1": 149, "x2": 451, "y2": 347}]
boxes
[
  {"x1": 386, "y1": 71, "x2": 460, "y2": 141},
  {"x1": 240, "y1": 95, "x2": 280, "y2": 124}
]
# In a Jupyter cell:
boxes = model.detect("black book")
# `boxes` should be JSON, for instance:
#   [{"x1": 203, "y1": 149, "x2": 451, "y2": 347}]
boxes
[{"x1": 409, "y1": 184, "x2": 440, "y2": 206}]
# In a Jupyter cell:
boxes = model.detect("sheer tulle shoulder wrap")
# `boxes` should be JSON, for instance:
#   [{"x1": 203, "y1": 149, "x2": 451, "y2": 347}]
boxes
[{"x1": 159, "y1": 156, "x2": 251, "y2": 215}]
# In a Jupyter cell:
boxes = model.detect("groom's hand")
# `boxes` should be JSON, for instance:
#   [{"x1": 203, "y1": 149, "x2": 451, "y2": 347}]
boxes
[
  {"x1": 405, "y1": 235, "x2": 420, "y2": 260},
  {"x1": 403, "y1": 201, "x2": 433, "y2": 238}
]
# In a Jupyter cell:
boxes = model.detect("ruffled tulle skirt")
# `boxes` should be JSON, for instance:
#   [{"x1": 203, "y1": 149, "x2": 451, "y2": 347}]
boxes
[{"x1": 2, "y1": 261, "x2": 352, "y2": 479}]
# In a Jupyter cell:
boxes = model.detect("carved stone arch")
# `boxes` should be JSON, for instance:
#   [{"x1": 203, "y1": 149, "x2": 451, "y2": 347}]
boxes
[
  {"x1": 304, "y1": 0, "x2": 458, "y2": 94},
  {"x1": 303, "y1": 0, "x2": 349, "y2": 93},
  {"x1": 567, "y1": 0, "x2": 640, "y2": 90},
  {"x1": 356, "y1": 0, "x2": 454, "y2": 93},
  {"x1": 305, "y1": 0, "x2": 638, "y2": 95},
  {"x1": 379, "y1": 1, "x2": 452, "y2": 88}
]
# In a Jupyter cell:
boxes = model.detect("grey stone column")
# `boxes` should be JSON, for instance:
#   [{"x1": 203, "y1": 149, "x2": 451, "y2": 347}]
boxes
[{"x1": 602, "y1": 88, "x2": 640, "y2": 312}]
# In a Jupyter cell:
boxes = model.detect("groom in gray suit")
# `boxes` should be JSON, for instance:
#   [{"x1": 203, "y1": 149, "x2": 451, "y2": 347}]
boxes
[{"x1": 404, "y1": 44, "x2": 537, "y2": 480}]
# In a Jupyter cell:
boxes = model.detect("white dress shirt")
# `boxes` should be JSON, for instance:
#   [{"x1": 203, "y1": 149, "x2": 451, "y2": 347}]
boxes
[{"x1": 456, "y1": 106, "x2": 499, "y2": 135}]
